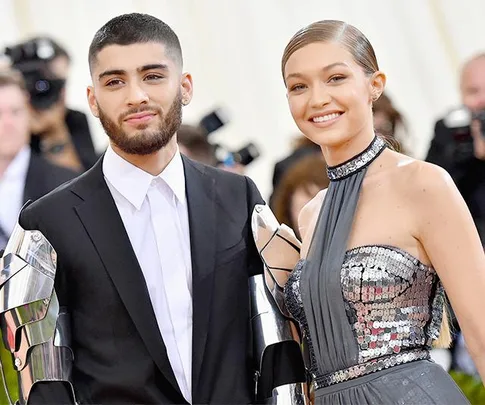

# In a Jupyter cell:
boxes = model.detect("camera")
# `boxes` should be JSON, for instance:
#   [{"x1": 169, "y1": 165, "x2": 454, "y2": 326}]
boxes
[
  {"x1": 3, "y1": 38, "x2": 65, "y2": 110},
  {"x1": 443, "y1": 106, "x2": 485, "y2": 163},
  {"x1": 198, "y1": 109, "x2": 261, "y2": 166}
]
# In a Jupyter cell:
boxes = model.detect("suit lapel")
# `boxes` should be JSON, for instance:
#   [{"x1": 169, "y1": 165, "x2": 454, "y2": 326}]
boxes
[
  {"x1": 183, "y1": 157, "x2": 216, "y2": 398},
  {"x1": 71, "y1": 158, "x2": 184, "y2": 399}
]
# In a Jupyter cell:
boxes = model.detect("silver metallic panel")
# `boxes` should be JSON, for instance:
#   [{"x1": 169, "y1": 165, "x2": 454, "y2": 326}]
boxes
[
  {"x1": 0, "y1": 263, "x2": 54, "y2": 315},
  {"x1": 250, "y1": 274, "x2": 301, "y2": 372},
  {"x1": 12, "y1": 294, "x2": 59, "y2": 371},
  {"x1": 18, "y1": 340, "x2": 75, "y2": 405},
  {"x1": 264, "y1": 383, "x2": 308, "y2": 404},
  {"x1": 3, "y1": 224, "x2": 56, "y2": 281}
]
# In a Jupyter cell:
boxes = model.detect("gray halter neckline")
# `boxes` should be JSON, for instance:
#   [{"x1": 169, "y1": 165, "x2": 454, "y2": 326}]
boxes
[{"x1": 326, "y1": 136, "x2": 387, "y2": 181}]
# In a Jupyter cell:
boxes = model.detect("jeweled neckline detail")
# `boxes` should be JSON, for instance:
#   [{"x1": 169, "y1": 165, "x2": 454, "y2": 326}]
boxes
[{"x1": 327, "y1": 136, "x2": 386, "y2": 181}]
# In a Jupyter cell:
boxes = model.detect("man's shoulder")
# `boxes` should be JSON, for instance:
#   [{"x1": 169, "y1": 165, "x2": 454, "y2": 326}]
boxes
[
  {"x1": 22, "y1": 162, "x2": 94, "y2": 219},
  {"x1": 183, "y1": 156, "x2": 247, "y2": 186},
  {"x1": 29, "y1": 153, "x2": 78, "y2": 183}
]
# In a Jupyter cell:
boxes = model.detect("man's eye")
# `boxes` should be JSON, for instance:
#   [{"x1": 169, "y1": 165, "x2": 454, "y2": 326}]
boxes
[
  {"x1": 145, "y1": 74, "x2": 164, "y2": 81},
  {"x1": 106, "y1": 79, "x2": 122, "y2": 87}
]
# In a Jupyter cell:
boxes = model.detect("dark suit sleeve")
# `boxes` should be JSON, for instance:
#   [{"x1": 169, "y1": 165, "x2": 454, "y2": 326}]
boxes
[
  {"x1": 15, "y1": 208, "x2": 76, "y2": 405},
  {"x1": 245, "y1": 176, "x2": 265, "y2": 277}
]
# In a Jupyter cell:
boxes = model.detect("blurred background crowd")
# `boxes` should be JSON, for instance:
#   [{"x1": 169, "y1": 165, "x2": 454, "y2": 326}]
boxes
[{"x1": 0, "y1": 0, "x2": 484, "y2": 402}]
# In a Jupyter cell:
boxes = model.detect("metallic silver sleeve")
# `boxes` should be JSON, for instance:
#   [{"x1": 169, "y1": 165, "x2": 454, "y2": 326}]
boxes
[
  {"x1": 250, "y1": 205, "x2": 307, "y2": 404},
  {"x1": 0, "y1": 223, "x2": 77, "y2": 405}
]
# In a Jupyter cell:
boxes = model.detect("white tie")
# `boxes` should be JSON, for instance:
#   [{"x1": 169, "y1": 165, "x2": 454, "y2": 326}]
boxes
[{"x1": 146, "y1": 178, "x2": 192, "y2": 403}]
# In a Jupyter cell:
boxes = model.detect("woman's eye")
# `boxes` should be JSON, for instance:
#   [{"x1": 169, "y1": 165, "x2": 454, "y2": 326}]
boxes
[
  {"x1": 329, "y1": 75, "x2": 345, "y2": 83},
  {"x1": 290, "y1": 84, "x2": 306, "y2": 92}
]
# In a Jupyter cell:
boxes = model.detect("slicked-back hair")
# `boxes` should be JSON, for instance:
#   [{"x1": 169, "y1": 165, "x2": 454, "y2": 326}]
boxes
[{"x1": 88, "y1": 13, "x2": 183, "y2": 72}]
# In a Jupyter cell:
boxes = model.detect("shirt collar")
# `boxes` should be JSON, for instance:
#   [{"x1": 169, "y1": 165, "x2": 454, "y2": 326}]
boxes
[
  {"x1": 3, "y1": 146, "x2": 31, "y2": 181},
  {"x1": 102, "y1": 144, "x2": 186, "y2": 211}
]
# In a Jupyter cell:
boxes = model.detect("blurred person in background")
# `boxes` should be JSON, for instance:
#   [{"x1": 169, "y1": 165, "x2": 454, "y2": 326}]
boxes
[
  {"x1": 426, "y1": 53, "x2": 485, "y2": 245},
  {"x1": 270, "y1": 135, "x2": 320, "y2": 202},
  {"x1": 0, "y1": 68, "x2": 77, "y2": 249},
  {"x1": 373, "y1": 92, "x2": 410, "y2": 155},
  {"x1": 177, "y1": 123, "x2": 218, "y2": 166},
  {"x1": 0, "y1": 68, "x2": 77, "y2": 405},
  {"x1": 271, "y1": 154, "x2": 329, "y2": 238},
  {"x1": 177, "y1": 123, "x2": 246, "y2": 174},
  {"x1": 6, "y1": 36, "x2": 99, "y2": 172}
]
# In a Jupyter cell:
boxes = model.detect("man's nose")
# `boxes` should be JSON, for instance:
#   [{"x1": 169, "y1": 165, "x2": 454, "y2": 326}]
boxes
[{"x1": 126, "y1": 83, "x2": 149, "y2": 106}]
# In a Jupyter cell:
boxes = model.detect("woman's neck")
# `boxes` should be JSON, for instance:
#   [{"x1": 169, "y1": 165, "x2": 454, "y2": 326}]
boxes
[{"x1": 320, "y1": 127, "x2": 376, "y2": 167}]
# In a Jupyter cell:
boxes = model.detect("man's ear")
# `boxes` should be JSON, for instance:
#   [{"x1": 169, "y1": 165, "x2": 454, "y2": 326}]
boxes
[
  {"x1": 87, "y1": 86, "x2": 99, "y2": 117},
  {"x1": 369, "y1": 71, "x2": 387, "y2": 102},
  {"x1": 180, "y1": 73, "x2": 193, "y2": 106}
]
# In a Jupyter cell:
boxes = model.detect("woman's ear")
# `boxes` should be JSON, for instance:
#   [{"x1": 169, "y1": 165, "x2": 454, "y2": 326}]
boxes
[{"x1": 370, "y1": 71, "x2": 387, "y2": 102}]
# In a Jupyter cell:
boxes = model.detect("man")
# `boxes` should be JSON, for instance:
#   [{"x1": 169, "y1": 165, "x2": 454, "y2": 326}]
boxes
[
  {"x1": 0, "y1": 68, "x2": 77, "y2": 249},
  {"x1": 426, "y1": 53, "x2": 485, "y2": 244},
  {"x1": 4, "y1": 13, "x2": 291, "y2": 404}
]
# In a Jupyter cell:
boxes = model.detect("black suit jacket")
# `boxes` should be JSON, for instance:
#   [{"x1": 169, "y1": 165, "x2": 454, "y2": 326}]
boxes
[
  {"x1": 20, "y1": 155, "x2": 266, "y2": 404},
  {"x1": 23, "y1": 152, "x2": 78, "y2": 204},
  {"x1": 426, "y1": 119, "x2": 485, "y2": 244}
]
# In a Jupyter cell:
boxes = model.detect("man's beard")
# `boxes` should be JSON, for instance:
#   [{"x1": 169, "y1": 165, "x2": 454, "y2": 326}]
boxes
[{"x1": 98, "y1": 91, "x2": 183, "y2": 155}]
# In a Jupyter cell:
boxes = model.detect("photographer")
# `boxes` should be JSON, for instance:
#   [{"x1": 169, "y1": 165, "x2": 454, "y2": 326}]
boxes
[
  {"x1": 426, "y1": 53, "x2": 485, "y2": 244},
  {"x1": 5, "y1": 36, "x2": 98, "y2": 172},
  {"x1": 0, "y1": 68, "x2": 77, "y2": 249}
]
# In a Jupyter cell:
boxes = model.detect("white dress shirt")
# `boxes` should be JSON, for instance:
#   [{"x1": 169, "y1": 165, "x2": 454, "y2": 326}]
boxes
[
  {"x1": 103, "y1": 145, "x2": 193, "y2": 403},
  {"x1": 0, "y1": 146, "x2": 31, "y2": 244}
]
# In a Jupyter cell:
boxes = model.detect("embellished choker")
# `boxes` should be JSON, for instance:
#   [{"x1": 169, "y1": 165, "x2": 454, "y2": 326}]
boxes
[{"x1": 326, "y1": 136, "x2": 387, "y2": 181}]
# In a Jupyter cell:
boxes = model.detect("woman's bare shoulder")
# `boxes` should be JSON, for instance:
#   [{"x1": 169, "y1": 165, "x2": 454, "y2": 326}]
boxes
[{"x1": 298, "y1": 188, "x2": 327, "y2": 256}]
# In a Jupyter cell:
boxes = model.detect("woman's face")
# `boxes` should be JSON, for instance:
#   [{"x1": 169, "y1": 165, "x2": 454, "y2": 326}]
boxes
[{"x1": 284, "y1": 41, "x2": 378, "y2": 148}]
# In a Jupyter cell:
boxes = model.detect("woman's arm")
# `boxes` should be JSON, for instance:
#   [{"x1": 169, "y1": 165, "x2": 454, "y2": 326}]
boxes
[
  {"x1": 415, "y1": 162, "x2": 485, "y2": 380},
  {"x1": 298, "y1": 189, "x2": 326, "y2": 259}
]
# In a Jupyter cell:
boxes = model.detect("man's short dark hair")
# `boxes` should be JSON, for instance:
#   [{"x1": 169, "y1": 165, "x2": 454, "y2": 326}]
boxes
[{"x1": 88, "y1": 13, "x2": 183, "y2": 72}]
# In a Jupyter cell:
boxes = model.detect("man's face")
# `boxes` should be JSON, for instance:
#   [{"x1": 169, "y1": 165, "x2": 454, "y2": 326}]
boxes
[
  {"x1": 461, "y1": 57, "x2": 485, "y2": 113},
  {"x1": 0, "y1": 85, "x2": 30, "y2": 160},
  {"x1": 87, "y1": 42, "x2": 193, "y2": 155}
]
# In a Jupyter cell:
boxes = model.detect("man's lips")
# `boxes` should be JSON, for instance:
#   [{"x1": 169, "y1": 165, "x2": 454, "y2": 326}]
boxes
[{"x1": 124, "y1": 112, "x2": 157, "y2": 123}]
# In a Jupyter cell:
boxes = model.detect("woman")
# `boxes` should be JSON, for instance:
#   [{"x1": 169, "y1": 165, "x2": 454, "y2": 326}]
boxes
[
  {"x1": 272, "y1": 154, "x2": 329, "y2": 238},
  {"x1": 282, "y1": 20, "x2": 485, "y2": 404}
]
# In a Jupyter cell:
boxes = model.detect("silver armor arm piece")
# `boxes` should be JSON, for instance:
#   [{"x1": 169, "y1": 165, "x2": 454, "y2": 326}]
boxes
[
  {"x1": 250, "y1": 205, "x2": 307, "y2": 404},
  {"x1": 0, "y1": 223, "x2": 77, "y2": 405}
]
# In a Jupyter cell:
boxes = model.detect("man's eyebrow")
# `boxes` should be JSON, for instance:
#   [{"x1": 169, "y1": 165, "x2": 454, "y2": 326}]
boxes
[
  {"x1": 98, "y1": 69, "x2": 126, "y2": 80},
  {"x1": 98, "y1": 64, "x2": 169, "y2": 80},
  {"x1": 138, "y1": 64, "x2": 169, "y2": 72}
]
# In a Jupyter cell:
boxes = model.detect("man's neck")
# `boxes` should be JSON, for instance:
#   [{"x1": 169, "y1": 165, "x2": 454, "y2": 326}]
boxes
[
  {"x1": 111, "y1": 137, "x2": 178, "y2": 176},
  {"x1": 0, "y1": 158, "x2": 11, "y2": 179}
]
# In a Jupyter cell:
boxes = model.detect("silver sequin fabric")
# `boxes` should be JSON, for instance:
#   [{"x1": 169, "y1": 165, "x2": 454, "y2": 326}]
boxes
[{"x1": 284, "y1": 245, "x2": 444, "y2": 388}]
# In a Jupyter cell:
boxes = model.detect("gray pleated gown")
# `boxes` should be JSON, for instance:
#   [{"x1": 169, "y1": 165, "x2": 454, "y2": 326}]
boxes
[{"x1": 284, "y1": 136, "x2": 469, "y2": 404}]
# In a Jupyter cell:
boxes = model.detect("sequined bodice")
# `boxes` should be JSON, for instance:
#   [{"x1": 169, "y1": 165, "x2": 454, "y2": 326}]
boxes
[{"x1": 284, "y1": 245, "x2": 443, "y2": 381}]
